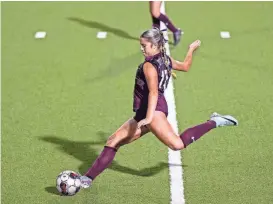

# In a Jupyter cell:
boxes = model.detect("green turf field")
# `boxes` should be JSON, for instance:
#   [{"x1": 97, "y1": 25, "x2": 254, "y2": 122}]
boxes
[{"x1": 2, "y1": 2, "x2": 273, "y2": 204}]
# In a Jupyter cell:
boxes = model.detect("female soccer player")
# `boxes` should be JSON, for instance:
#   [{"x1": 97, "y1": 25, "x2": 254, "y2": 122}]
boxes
[
  {"x1": 149, "y1": 1, "x2": 182, "y2": 46},
  {"x1": 79, "y1": 28, "x2": 238, "y2": 188}
]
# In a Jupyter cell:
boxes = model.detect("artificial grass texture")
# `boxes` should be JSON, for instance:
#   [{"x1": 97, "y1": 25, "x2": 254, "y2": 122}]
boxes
[{"x1": 2, "y1": 2, "x2": 273, "y2": 204}]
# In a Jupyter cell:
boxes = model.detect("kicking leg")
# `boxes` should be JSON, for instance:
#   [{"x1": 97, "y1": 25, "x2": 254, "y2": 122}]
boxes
[{"x1": 81, "y1": 118, "x2": 149, "y2": 188}]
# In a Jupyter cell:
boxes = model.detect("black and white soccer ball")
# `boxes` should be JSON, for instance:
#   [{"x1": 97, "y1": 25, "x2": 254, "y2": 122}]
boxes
[{"x1": 56, "y1": 170, "x2": 81, "y2": 196}]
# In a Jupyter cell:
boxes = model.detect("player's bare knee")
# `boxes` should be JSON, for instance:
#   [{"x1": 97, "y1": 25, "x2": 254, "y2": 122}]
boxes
[
  {"x1": 117, "y1": 139, "x2": 127, "y2": 147},
  {"x1": 106, "y1": 134, "x2": 120, "y2": 148},
  {"x1": 116, "y1": 142, "x2": 127, "y2": 149}
]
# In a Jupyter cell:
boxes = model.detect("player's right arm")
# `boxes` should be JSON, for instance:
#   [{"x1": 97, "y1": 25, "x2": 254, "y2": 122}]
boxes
[{"x1": 170, "y1": 40, "x2": 201, "y2": 72}]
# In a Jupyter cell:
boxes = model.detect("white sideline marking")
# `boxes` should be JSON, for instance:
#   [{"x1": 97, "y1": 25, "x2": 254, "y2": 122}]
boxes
[
  {"x1": 34, "y1": 31, "x2": 46, "y2": 39},
  {"x1": 97, "y1": 31, "x2": 107, "y2": 39},
  {"x1": 160, "y1": 2, "x2": 185, "y2": 204},
  {"x1": 220, "y1": 31, "x2": 231, "y2": 39}
]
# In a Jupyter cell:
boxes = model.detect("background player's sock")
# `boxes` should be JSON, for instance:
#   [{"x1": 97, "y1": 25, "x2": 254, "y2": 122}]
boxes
[
  {"x1": 180, "y1": 121, "x2": 216, "y2": 147},
  {"x1": 85, "y1": 146, "x2": 117, "y2": 180},
  {"x1": 152, "y1": 16, "x2": 160, "y2": 29},
  {"x1": 158, "y1": 13, "x2": 178, "y2": 33}
]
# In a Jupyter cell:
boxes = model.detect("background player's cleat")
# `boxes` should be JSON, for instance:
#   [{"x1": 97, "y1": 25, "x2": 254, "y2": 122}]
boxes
[
  {"x1": 80, "y1": 176, "x2": 92, "y2": 189},
  {"x1": 210, "y1": 112, "x2": 238, "y2": 127},
  {"x1": 173, "y1": 29, "x2": 182, "y2": 46}
]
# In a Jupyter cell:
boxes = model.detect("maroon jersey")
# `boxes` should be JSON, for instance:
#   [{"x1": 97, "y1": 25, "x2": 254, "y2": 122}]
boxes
[{"x1": 133, "y1": 52, "x2": 172, "y2": 112}]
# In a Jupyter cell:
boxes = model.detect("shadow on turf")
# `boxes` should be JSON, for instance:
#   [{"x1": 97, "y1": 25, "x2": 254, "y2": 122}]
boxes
[
  {"x1": 39, "y1": 132, "x2": 178, "y2": 179},
  {"x1": 45, "y1": 186, "x2": 60, "y2": 195},
  {"x1": 67, "y1": 17, "x2": 139, "y2": 41},
  {"x1": 67, "y1": 18, "x2": 177, "y2": 84},
  {"x1": 85, "y1": 52, "x2": 142, "y2": 84},
  {"x1": 84, "y1": 43, "x2": 176, "y2": 84}
]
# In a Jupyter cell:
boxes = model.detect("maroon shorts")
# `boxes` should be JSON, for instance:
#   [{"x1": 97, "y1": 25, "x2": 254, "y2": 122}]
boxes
[{"x1": 133, "y1": 96, "x2": 168, "y2": 122}]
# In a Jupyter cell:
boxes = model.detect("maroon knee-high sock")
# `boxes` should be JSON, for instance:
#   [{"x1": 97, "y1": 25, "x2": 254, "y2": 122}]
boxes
[
  {"x1": 158, "y1": 13, "x2": 178, "y2": 33},
  {"x1": 180, "y1": 121, "x2": 216, "y2": 148},
  {"x1": 85, "y1": 146, "x2": 117, "y2": 180}
]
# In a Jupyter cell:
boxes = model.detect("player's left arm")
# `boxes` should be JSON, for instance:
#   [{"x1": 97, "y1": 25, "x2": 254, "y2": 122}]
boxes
[
  {"x1": 170, "y1": 40, "x2": 201, "y2": 72},
  {"x1": 143, "y1": 62, "x2": 159, "y2": 124}
]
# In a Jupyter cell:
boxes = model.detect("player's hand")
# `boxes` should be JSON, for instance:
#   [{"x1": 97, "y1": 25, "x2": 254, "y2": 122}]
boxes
[
  {"x1": 189, "y1": 40, "x2": 201, "y2": 52},
  {"x1": 137, "y1": 118, "x2": 152, "y2": 129}
]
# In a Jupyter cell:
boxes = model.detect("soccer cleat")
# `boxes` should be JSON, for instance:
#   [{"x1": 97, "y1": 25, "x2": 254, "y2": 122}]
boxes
[
  {"x1": 80, "y1": 176, "x2": 92, "y2": 189},
  {"x1": 173, "y1": 29, "x2": 183, "y2": 46},
  {"x1": 210, "y1": 112, "x2": 238, "y2": 127}
]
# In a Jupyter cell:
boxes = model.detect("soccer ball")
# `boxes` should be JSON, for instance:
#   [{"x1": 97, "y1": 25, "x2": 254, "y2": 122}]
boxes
[{"x1": 56, "y1": 170, "x2": 81, "y2": 196}]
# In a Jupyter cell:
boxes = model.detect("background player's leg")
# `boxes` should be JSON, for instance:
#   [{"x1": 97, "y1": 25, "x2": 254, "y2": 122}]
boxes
[
  {"x1": 84, "y1": 118, "x2": 149, "y2": 181},
  {"x1": 149, "y1": 1, "x2": 181, "y2": 45},
  {"x1": 149, "y1": 1, "x2": 161, "y2": 28},
  {"x1": 150, "y1": 1, "x2": 179, "y2": 32}
]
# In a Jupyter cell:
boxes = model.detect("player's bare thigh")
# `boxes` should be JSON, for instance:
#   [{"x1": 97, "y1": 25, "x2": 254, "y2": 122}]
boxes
[
  {"x1": 106, "y1": 118, "x2": 150, "y2": 149},
  {"x1": 149, "y1": 1, "x2": 162, "y2": 18},
  {"x1": 147, "y1": 111, "x2": 185, "y2": 150}
]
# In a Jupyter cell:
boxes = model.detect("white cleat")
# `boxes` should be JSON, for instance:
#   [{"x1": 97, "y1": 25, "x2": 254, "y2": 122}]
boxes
[
  {"x1": 210, "y1": 112, "x2": 238, "y2": 127},
  {"x1": 80, "y1": 176, "x2": 92, "y2": 189}
]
